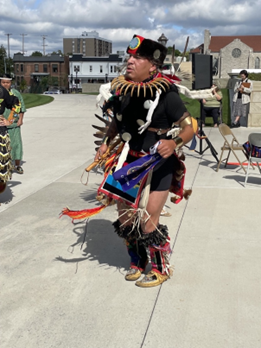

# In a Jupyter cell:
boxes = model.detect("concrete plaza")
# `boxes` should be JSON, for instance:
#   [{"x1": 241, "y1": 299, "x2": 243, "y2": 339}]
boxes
[{"x1": 1, "y1": 94, "x2": 261, "y2": 348}]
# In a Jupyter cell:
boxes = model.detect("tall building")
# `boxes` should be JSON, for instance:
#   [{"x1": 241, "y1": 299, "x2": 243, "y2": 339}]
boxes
[{"x1": 63, "y1": 31, "x2": 112, "y2": 57}]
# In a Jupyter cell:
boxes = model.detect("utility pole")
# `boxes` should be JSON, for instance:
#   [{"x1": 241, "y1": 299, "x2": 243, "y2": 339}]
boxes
[
  {"x1": 20, "y1": 33, "x2": 27, "y2": 55},
  {"x1": 5, "y1": 33, "x2": 12, "y2": 58},
  {"x1": 42, "y1": 35, "x2": 48, "y2": 56},
  {"x1": 5, "y1": 33, "x2": 12, "y2": 74}
]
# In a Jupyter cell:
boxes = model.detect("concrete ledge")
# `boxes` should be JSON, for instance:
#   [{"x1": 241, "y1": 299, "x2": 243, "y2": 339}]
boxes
[
  {"x1": 248, "y1": 113, "x2": 261, "y2": 127},
  {"x1": 248, "y1": 81, "x2": 261, "y2": 126},
  {"x1": 82, "y1": 83, "x2": 101, "y2": 94}
]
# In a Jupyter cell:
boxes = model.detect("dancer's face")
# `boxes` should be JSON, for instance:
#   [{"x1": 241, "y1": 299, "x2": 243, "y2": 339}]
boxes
[
  {"x1": 1, "y1": 79, "x2": 12, "y2": 91},
  {"x1": 125, "y1": 55, "x2": 156, "y2": 82}
]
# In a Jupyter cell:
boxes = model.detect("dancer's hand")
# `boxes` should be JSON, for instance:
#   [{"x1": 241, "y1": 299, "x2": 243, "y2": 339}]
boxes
[
  {"x1": 157, "y1": 139, "x2": 176, "y2": 158},
  {"x1": 0, "y1": 116, "x2": 10, "y2": 126},
  {"x1": 94, "y1": 144, "x2": 108, "y2": 161}
]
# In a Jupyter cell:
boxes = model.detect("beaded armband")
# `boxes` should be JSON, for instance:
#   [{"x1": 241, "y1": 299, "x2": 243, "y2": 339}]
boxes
[{"x1": 173, "y1": 136, "x2": 184, "y2": 150}]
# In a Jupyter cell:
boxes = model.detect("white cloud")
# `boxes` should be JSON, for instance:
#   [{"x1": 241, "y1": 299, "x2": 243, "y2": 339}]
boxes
[{"x1": 1, "y1": 0, "x2": 261, "y2": 55}]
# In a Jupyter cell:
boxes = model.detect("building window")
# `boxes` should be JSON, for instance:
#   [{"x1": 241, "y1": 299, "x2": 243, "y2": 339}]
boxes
[
  {"x1": 52, "y1": 64, "x2": 58, "y2": 73},
  {"x1": 35, "y1": 64, "x2": 39, "y2": 72},
  {"x1": 21, "y1": 64, "x2": 24, "y2": 73},
  {"x1": 43, "y1": 64, "x2": 48, "y2": 73},
  {"x1": 90, "y1": 65, "x2": 92, "y2": 72},
  {"x1": 255, "y1": 57, "x2": 260, "y2": 69},
  {"x1": 110, "y1": 66, "x2": 113, "y2": 73},
  {"x1": 232, "y1": 48, "x2": 241, "y2": 58},
  {"x1": 100, "y1": 65, "x2": 103, "y2": 73},
  {"x1": 16, "y1": 64, "x2": 19, "y2": 73},
  {"x1": 114, "y1": 66, "x2": 117, "y2": 73}
]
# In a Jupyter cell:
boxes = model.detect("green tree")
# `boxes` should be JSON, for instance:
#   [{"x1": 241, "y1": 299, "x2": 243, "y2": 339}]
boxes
[
  {"x1": 20, "y1": 79, "x2": 27, "y2": 93},
  {"x1": 0, "y1": 45, "x2": 7, "y2": 75},
  {"x1": 184, "y1": 51, "x2": 190, "y2": 61},
  {"x1": 167, "y1": 46, "x2": 181, "y2": 57},
  {"x1": 31, "y1": 51, "x2": 43, "y2": 57},
  {"x1": 51, "y1": 50, "x2": 64, "y2": 56},
  {"x1": 40, "y1": 76, "x2": 58, "y2": 91}
]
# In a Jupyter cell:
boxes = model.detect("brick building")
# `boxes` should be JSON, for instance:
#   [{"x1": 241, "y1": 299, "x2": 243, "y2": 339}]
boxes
[{"x1": 13, "y1": 53, "x2": 69, "y2": 93}]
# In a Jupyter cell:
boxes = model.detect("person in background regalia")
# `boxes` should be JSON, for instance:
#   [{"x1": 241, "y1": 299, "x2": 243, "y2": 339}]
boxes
[
  {"x1": 1, "y1": 74, "x2": 26, "y2": 174},
  {"x1": 0, "y1": 84, "x2": 20, "y2": 194}
]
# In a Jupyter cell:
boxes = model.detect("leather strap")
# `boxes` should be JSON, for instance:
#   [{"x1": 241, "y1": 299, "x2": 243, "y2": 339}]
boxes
[{"x1": 148, "y1": 127, "x2": 170, "y2": 135}]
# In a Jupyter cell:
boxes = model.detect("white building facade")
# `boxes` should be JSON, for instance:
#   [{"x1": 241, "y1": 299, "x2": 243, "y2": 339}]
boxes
[{"x1": 68, "y1": 53, "x2": 125, "y2": 91}]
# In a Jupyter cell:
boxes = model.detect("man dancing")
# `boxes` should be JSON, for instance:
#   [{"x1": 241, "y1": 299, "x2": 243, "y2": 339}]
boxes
[{"x1": 95, "y1": 35, "x2": 194, "y2": 287}]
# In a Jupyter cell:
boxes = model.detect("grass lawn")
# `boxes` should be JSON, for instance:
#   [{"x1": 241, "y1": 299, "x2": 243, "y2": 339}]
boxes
[
  {"x1": 21, "y1": 94, "x2": 54, "y2": 109},
  {"x1": 180, "y1": 88, "x2": 231, "y2": 126}
]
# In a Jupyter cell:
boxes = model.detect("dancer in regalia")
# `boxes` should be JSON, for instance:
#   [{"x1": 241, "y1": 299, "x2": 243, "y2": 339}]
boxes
[{"x1": 93, "y1": 35, "x2": 194, "y2": 287}]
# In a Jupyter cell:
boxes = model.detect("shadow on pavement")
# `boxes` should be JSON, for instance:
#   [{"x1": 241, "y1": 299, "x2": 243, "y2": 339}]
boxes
[
  {"x1": 55, "y1": 218, "x2": 129, "y2": 272},
  {"x1": 223, "y1": 174, "x2": 261, "y2": 186},
  {"x1": 0, "y1": 180, "x2": 21, "y2": 204}
]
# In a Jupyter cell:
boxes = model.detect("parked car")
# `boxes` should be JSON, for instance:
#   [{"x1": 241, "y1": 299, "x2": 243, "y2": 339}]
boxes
[{"x1": 43, "y1": 90, "x2": 61, "y2": 95}]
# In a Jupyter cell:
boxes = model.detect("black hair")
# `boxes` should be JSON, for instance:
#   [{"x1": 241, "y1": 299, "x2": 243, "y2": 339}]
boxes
[{"x1": 240, "y1": 69, "x2": 248, "y2": 77}]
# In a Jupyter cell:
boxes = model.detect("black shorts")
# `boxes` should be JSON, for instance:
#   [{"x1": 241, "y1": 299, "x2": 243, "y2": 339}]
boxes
[{"x1": 151, "y1": 155, "x2": 178, "y2": 191}]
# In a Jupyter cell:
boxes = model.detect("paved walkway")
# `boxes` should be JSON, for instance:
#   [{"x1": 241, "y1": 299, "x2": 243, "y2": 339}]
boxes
[{"x1": 1, "y1": 94, "x2": 261, "y2": 348}]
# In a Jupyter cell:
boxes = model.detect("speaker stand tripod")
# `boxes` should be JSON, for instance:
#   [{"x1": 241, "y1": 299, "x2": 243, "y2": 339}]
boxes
[{"x1": 194, "y1": 103, "x2": 219, "y2": 162}]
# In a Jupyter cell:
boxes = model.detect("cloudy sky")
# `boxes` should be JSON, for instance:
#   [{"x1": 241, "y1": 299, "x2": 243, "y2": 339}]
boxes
[{"x1": 0, "y1": 0, "x2": 261, "y2": 56}]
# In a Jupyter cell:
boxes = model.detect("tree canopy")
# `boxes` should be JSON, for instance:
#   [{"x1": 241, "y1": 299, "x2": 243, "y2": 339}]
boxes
[
  {"x1": 167, "y1": 46, "x2": 181, "y2": 57},
  {"x1": 0, "y1": 45, "x2": 7, "y2": 75},
  {"x1": 31, "y1": 51, "x2": 43, "y2": 57}
]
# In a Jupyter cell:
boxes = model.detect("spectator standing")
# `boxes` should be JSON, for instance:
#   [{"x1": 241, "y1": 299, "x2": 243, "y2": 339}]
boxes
[{"x1": 231, "y1": 70, "x2": 253, "y2": 128}]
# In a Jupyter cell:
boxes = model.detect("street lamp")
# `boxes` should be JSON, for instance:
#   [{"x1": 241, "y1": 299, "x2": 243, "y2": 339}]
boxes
[
  {"x1": 74, "y1": 66, "x2": 80, "y2": 93},
  {"x1": 158, "y1": 33, "x2": 168, "y2": 47},
  {"x1": 70, "y1": 74, "x2": 73, "y2": 93}
]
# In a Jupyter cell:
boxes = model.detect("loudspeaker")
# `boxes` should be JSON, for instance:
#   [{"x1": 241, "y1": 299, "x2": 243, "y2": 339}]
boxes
[{"x1": 192, "y1": 54, "x2": 213, "y2": 90}]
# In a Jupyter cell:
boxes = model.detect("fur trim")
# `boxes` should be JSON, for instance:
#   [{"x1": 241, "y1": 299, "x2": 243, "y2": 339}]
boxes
[
  {"x1": 138, "y1": 224, "x2": 169, "y2": 248},
  {"x1": 113, "y1": 219, "x2": 138, "y2": 241},
  {"x1": 113, "y1": 220, "x2": 169, "y2": 247}
]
